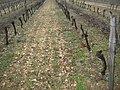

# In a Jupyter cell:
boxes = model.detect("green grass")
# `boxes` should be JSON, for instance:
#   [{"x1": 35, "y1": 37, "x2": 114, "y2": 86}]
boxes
[
  {"x1": 0, "y1": 51, "x2": 14, "y2": 79},
  {"x1": 0, "y1": 0, "x2": 119, "y2": 89},
  {"x1": 0, "y1": 6, "x2": 37, "y2": 82},
  {"x1": 48, "y1": 77, "x2": 61, "y2": 90},
  {"x1": 0, "y1": 19, "x2": 26, "y2": 80},
  {"x1": 52, "y1": 50, "x2": 60, "y2": 60},
  {"x1": 70, "y1": 72, "x2": 86, "y2": 90},
  {"x1": 62, "y1": 27, "x2": 87, "y2": 89}
]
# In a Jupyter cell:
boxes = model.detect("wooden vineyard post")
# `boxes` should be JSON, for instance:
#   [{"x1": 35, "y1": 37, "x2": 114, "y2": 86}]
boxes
[
  {"x1": 4, "y1": 27, "x2": 9, "y2": 45},
  {"x1": 117, "y1": 15, "x2": 120, "y2": 44},
  {"x1": 71, "y1": 16, "x2": 74, "y2": 25},
  {"x1": 103, "y1": 9, "x2": 106, "y2": 17},
  {"x1": 65, "y1": 0, "x2": 67, "y2": 8},
  {"x1": 97, "y1": 8, "x2": 99, "y2": 15},
  {"x1": 24, "y1": 0, "x2": 28, "y2": 22},
  {"x1": 108, "y1": 16, "x2": 117, "y2": 90},
  {"x1": 93, "y1": 7, "x2": 95, "y2": 12}
]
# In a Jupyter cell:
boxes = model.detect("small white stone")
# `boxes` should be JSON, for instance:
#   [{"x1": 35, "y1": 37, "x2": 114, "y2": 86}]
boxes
[
  {"x1": 65, "y1": 79, "x2": 68, "y2": 82},
  {"x1": 2, "y1": 82, "x2": 5, "y2": 86},
  {"x1": 32, "y1": 79, "x2": 37, "y2": 82}
]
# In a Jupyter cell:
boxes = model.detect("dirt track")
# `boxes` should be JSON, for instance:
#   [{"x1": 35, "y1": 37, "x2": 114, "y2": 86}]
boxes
[
  {"x1": 0, "y1": 0, "x2": 76, "y2": 89},
  {"x1": 0, "y1": 0, "x2": 120, "y2": 90}
]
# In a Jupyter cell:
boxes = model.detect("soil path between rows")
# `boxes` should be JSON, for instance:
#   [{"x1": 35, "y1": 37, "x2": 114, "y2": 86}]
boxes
[{"x1": 0, "y1": 0, "x2": 75, "y2": 90}]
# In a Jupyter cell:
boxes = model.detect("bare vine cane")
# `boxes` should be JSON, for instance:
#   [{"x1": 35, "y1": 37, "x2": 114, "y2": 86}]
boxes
[
  {"x1": 4, "y1": 27, "x2": 9, "y2": 45},
  {"x1": 71, "y1": 16, "x2": 74, "y2": 25},
  {"x1": 81, "y1": 25, "x2": 91, "y2": 52},
  {"x1": 11, "y1": 21, "x2": 17, "y2": 35},
  {"x1": 71, "y1": 16, "x2": 78, "y2": 30},
  {"x1": 19, "y1": 17, "x2": 23, "y2": 28},
  {"x1": 22, "y1": 14, "x2": 27, "y2": 23},
  {"x1": 73, "y1": 18, "x2": 78, "y2": 30},
  {"x1": 95, "y1": 50, "x2": 107, "y2": 79}
]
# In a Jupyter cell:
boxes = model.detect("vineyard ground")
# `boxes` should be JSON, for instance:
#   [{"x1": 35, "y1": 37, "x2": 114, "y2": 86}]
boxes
[{"x1": 0, "y1": 0, "x2": 120, "y2": 90}]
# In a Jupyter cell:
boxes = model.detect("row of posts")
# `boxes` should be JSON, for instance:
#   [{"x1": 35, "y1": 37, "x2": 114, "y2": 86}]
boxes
[
  {"x1": 3, "y1": 0, "x2": 45, "y2": 45},
  {"x1": 57, "y1": 0, "x2": 119, "y2": 90}
]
